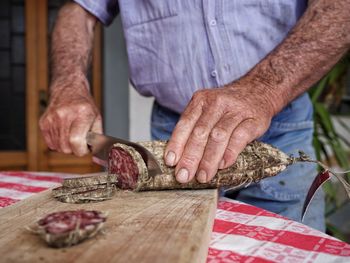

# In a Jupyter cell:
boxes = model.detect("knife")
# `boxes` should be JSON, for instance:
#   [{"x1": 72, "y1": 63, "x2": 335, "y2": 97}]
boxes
[{"x1": 86, "y1": 132, "x2": 162, "y2": 176}]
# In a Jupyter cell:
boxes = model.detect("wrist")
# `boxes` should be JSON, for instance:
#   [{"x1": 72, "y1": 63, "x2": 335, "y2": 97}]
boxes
[
  {"x1": 248, "y1": 77, "x2": 282, "y2": 116},
  {"x1": 226, "y1": 76, "x2": 281, "y2": 118},
  {"x1": 50, "y1": 71, "x2": 89, "y2": 93},
  {"x1": 239, "y1": 57, "x2": 293, "y2": 116}
]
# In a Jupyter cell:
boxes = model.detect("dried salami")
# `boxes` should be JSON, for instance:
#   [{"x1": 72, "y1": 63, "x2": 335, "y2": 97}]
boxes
[
  {"x1": 33, "y1": 210, "x2": 107, "y2": 248},
  {"x1": 108, "y1": 141, "x2": 295, "y2": 191}
]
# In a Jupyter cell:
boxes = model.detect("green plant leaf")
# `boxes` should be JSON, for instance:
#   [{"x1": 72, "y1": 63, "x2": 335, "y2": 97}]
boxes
[
  {"x1": 330, "y1": 140, "x2": 350, "y2": 169},
  {"x1": 337, "y1": 133, "x2": 350, "y2": 148},
  {"x1": 311, "y1": 77, "x2": 329, "y2": 103},
  {"x1": 323, "y1": 181, "x2": 336, "y2": 200},
  {"x1": 336, "y1": 116, "x2": 350, "y2": 134},
  {"x1": 326, "y1": 223, "x2": 349, "y2": 242},
  {"x1": 314, "y1": 103, "x2": 337, "y2": 136},
  {"x1": 328, "y1": 62, "x2": 347, "y2": 85},
  {"x1": 313, "y1": 135, "x2": 322, "y2": 161}
]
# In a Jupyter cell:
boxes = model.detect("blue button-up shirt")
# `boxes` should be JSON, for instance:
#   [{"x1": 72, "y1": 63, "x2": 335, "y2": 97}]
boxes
[{"x1": 74, "y1": 0, "x2": 313, "y2": 124}]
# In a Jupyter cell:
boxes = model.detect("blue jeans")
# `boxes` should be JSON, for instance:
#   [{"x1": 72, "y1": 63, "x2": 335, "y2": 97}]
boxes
[{"x1": 151, "y1": 99, "x2": 325, "y2": 232}]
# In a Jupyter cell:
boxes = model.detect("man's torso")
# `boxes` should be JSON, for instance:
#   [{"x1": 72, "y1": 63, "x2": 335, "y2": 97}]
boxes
[{"x1": 118, "y1": 0, "x2": 308, "y2": 113}]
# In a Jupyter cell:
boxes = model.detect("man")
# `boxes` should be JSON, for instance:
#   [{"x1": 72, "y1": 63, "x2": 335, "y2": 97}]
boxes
[{"x1": 39, "y1": 0, "x2": 350, "y2": 231}]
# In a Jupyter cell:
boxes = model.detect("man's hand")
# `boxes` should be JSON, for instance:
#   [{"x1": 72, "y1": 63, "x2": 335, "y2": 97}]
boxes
[
  {"x1": 39, "y1": 75, "x2": 102, "y2": 156},
  {"x1": 39, "y1": 2, "x2": 99, "y2": 156},
  {"x1": 165, "y1": 83, "x2": 275, "y2": 183},
  {"x1": 165, "y1": 0, "x2": 350, "y2": 184}
]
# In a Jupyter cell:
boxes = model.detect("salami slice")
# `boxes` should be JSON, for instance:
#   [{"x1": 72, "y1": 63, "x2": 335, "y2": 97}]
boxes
[
  {"x1": 52, "y1": 184, "x2": 108, "y2": 197},
  {"x1": 55, "y1": 186, "x2": 115, "y2": 203},
  {"x1": 33, "y1": 210, "x2": 107, "y2": 248},
  {"x1": 62, "y1": 174, "x2": 118, "y2": 188}
]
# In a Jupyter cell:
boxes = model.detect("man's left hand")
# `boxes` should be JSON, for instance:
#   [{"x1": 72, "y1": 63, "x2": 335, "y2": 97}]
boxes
[{"x1": 164, "y1": 83, "x2": 276, "y2": 183}]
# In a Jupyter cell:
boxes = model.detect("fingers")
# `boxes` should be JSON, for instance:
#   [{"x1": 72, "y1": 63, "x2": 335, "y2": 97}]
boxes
[
  {"x1": 164, "y1": 96, "x2": 203, "y2": 167},
  {"x1": 39, "y1": 100, "x2": 102, "y2": 156},
  {"x1": 173, "y1": 107, "x2": 223, "y2": 183},
  {"x1": 91, "y1": 114, "x2": 103, "y2": 134},
  {"x1": 196, "y1": 114, "x2": 239, "y2": 183},
  {"x1": 69, "y1": 117, "x2": 93, "y2": 157},
  {"x1": 220, "y1": 119, "x2": 261, "y2": 170},
  {"x1": 172, "y1": 116, "x2": 262, "y2": 184},
  {"x1": 39, "y1": 117, "x2": 55, "y2": 150},
  {"x1": 39, "y1": 114, "x2": 60, "y2": 151},
  {"x1": 67, "y1": 103, "x2": 101, "y2": 156},
  {"x1": 59, "y1": 123, "x2": 73, "y2": 154}
]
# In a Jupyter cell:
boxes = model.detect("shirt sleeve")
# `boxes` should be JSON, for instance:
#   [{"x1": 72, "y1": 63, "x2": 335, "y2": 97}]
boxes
[{"x1": 73, "y1": 0, "x2": 119, "y2": 25}]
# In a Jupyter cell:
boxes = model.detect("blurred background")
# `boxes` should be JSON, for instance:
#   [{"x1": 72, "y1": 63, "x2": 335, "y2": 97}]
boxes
[{"x1": 0, "y1": 0, "x2": 349, "y2": 240}]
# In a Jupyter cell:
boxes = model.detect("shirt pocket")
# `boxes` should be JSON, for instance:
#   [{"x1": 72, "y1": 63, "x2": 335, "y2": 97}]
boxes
[
  {"x1": 222, "y1": 0, "x2": 306, "y2": 67},
  {"x1": 121, "y1": 0, "x2": 182, "y2": 99},
  {"x1": 119, "y1": 0, "x2": 178, "y2": 29},
  {"x1": 224, "y1": 0, "x2": 305, "y2": 26}
]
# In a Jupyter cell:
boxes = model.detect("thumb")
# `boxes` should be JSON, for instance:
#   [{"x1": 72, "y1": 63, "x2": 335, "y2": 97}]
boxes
[{"x1": 91, "y1": 115, "x2": 103, "y2": 134}]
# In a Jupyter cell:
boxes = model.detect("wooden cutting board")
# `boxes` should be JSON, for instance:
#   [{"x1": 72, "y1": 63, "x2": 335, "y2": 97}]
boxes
[{"x1": 0, "y1": 184, "x2": 217, "y2": 263}]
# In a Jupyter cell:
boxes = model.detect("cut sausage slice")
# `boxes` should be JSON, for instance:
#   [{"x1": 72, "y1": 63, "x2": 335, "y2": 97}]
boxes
[
  {"x1": 62, "y1": 174, "x2": 118, "y2": 188},
  {"x1": 55, "y1": 187, "x2": 115, "y2": 203},
  {"x1": 34, "y1": 210, "x2": 107, "y2": 248}
]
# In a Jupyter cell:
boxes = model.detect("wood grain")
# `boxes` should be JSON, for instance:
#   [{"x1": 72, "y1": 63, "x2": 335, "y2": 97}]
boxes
[
  {"x1": 0, "y1": 187, "x2": 217, "y2": 263},
  {"x1": 0, "y1": 152, "x2": 27, "y2": 168},
  {"x1": 26, "y1": 0, "x2": 39, "y2": 170}
]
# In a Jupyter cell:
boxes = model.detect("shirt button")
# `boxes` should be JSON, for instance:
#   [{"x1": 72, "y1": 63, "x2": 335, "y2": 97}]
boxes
[
  {"x1": 211, "y1": 70, "x2": 217, "y2": 78},
  {"x1": 210, "y1": 19, "x2": 217, "y2": 26}
]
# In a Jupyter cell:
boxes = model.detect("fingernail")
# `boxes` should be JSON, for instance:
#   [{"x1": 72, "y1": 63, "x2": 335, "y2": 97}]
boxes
[
  {"x1": 197, "y1": 170, "x2": 207, "y2": 183},
  {"x1": 177, "y1": 168, "x2": 189, "y2": 183},
  {"x1": 165, "y1": 151, "x2": 176, "y2": 166},
  {"x1": 219, "y1": 159, "x2": 225, "y2": 169}
]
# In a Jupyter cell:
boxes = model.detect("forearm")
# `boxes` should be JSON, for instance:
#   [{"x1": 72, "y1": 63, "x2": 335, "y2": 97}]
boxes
[
  {"x1": 40, "y1": 3, "x2": 102, "y2": 156},
  {"x1": 238, "y1": 0, "x2": 350, "y2": 115},
  {"x1": 50, "y1": 2, "x2": 97, "y2": 91}
]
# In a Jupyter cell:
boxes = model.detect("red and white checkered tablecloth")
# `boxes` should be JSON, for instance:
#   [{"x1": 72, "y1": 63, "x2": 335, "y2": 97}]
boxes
[{"x1": 1, "y1": 171, "x2": 349, "y2": 262}]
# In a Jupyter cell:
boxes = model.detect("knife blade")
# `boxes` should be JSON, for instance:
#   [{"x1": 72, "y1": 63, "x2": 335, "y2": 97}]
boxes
[
  {"x1": 301, "y1": 170, "x2": 331, "y2": 221},
  {"x1": 86, "y1": 132, "x2": 162, "y2": 176}
]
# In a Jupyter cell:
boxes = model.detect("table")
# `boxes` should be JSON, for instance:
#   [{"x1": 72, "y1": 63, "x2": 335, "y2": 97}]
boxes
[{"x1": 1, "y1": 171, "x2": 349, "y2": 262}]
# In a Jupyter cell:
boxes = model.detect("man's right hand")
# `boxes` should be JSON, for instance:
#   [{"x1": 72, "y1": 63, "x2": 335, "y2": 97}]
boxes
[
  {"x1": 39, "y1": 1, "x2": 100, "y2": 157},
  {"x1": 39, "y1": 75, "x2": 103, "y2": 156}
]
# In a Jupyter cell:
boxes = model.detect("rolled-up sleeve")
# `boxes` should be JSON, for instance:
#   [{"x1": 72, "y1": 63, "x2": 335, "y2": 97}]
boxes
[{"x1": 73, "y1": 0, "x2": 119, "y2": 25}]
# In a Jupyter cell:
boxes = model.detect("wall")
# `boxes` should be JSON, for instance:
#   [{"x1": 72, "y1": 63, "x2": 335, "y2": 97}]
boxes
[
  {"x1": 103, "y1": 16, "x2": 153, "y2": 141},
  {"x1": 103, "y1": 16, "x2": 129, "y2": 139},
  {"x1": 129, "y1": 86, "x2": 153, "y2": 141}
]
